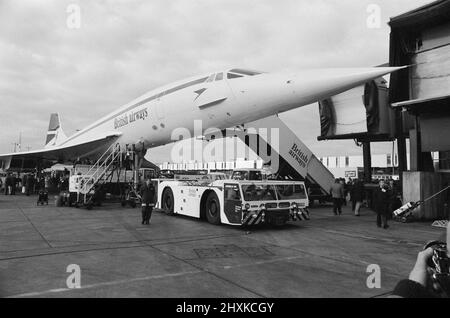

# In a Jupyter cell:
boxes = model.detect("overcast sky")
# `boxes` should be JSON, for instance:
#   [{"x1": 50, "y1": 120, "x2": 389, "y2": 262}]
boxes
[{"x1": 0, "y1": 0, "x2": 432, "y2": 163}]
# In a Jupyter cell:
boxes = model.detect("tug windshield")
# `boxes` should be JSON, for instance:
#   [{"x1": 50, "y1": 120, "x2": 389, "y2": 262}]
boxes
[
  {"x1": 241, "y1": 183, "x2": 306, "y2": 201},
  {"x1": 241, "y1": 184, "x2": 277, "y2": 201},
  {"x1": 274, "y1": 184, "x2": 307, "y2": 200}
]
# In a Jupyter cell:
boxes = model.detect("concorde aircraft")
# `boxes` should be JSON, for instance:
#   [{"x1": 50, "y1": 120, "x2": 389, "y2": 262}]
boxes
[{"x1": 0, "y1": 66, "x2": 404, "y2": 170}]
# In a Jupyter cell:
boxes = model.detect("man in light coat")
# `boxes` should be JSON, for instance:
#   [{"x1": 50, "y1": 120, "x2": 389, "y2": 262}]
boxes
[{"x1": 330, "y1": 179, "x2": 345, "y2": 215}]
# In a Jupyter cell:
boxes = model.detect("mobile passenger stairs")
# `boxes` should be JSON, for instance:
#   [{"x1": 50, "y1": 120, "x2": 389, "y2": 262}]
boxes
[
  {"x1": 77, "y1": 143, "x2": 122, "y2": 209},
  {"x1": 60, "y1": 143, "x2": 146, "y2": 209},
  {"x1": 204, "y1": 115, "x2": 335, "y2": 204}
]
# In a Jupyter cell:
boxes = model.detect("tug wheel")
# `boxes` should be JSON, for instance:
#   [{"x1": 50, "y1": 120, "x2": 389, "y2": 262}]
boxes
[
  {"x1": 205, "y1": 192, "x2": 221, "y2": 225},
  {"x1": 162, "y1": 187, "x2": 174, "y2": 215}
]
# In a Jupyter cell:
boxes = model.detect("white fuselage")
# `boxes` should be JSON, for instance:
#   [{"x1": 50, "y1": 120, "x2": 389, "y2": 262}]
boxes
[{"x1": 56, "y1": 67, "x2": 402, "y2": 157}]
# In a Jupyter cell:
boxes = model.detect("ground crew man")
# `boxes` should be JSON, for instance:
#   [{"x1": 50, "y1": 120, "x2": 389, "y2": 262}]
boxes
[
  {"x1": 330, "y1": 178, "x2": 345, "y2": 215},
  {"x1": 350, "y1": 179, "x2": 364, "y2": 216},
  {"x1": 140, "y1": 178, "x2": 156, "y2": 225}
]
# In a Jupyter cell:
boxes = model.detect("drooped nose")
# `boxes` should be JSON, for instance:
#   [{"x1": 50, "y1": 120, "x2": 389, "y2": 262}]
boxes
[
  {"x1": 286, "y1": 66, "x2": 406, "y2": 105},
  {"x1": 223, "y1": 66, "x2": 406, "y2": 126}
]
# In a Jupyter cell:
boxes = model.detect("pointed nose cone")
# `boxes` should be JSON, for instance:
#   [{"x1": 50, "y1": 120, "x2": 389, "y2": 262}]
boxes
[
  {"x1": 294, "y1": 66, "x2": 405, "y2": 103},
  {"x1": 314, "y1": 66, "x2": 405, "y2": 84}
]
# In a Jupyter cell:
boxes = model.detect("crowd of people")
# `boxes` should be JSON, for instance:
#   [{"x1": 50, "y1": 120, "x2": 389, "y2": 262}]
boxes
[
  {"x1": 1, "y1": 172, "x2": 40, "y2": 195},
  {"x1": 329, "y1": 177, "x2": 402, "y2": 229},
  {"x1": 0, "y1": 171, "x2": 70, "y2": 196}
]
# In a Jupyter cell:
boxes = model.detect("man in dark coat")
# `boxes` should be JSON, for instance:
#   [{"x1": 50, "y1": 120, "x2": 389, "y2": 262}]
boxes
[
  {"x1": 10, "y1": 173, "x2": 17, "y2": 195},
  {"x1": 4, "y1": 173, "x2": 11, "y2": 195},
  {"x1": 27, "y1": 174, "x2": 35, "y2": 196},
  {"x1": 374, "y1": 180, "x2": 390, "y2": 229},
  {"x1": 140, "y1": 178, "x2": 156, "y2": 225},
  {"x1": 350, "y1": 179, "x2": 364, "y2": 216}
]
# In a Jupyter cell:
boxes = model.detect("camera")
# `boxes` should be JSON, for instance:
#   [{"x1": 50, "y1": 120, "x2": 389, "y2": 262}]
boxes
[{"x1": 424, "y1": 241, "x2": 450, "y2": 297}]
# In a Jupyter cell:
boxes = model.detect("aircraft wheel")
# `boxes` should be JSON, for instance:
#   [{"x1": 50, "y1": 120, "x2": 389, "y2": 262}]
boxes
[
  {"x1": 162, "y1": 188, "x2": 174, "y2": 215},
  {"x1": 205, "y1": 192, "x2": 221, "y2": 225}
]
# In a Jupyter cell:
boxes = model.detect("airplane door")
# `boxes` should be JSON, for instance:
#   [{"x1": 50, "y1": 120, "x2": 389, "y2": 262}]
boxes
[{"x1": 224, "y1": 183, "x2": 242, "y2": 224}]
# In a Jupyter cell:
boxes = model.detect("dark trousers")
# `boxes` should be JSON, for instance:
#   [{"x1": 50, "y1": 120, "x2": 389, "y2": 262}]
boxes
[
  {"x1": 333, "y1": 198, "x2": 342, "y2": 215},
  {"x1": 141, "y1": 204, "x2": 153, "y2": 224},
  {"x1": 377, "y1": 213, "x2": 388, "y2": 227}
]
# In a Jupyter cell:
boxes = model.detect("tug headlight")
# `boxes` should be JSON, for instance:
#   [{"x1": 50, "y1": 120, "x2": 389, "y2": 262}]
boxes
[
  {"x1": 291, "y1": 202, "x2": 298, "y2": 209},
  {"x1": 244, "y1": 203, "x2": 250, "y2": 210}
]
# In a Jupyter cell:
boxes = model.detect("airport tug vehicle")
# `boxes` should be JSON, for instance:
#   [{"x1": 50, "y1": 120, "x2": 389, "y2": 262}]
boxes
[{"x1": 157, "y1": 177, "x2": 309, "y2": 226}]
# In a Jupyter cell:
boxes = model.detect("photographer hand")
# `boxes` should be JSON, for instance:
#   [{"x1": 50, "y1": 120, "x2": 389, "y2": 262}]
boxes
[
  {"x1": 392, "y1": 223, "x2": 449, "y2": 298},
  {"x1": 408, "y1": 247, "x2": 434, "y2": 287},
  {"x1": 409, "y1": 222, "x2": 449, "y2": 289}
]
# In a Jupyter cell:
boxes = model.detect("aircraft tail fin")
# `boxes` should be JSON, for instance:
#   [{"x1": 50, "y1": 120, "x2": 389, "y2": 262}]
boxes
[{"x1": 44, "y1": 113, "x2": 67, "y2": 148}]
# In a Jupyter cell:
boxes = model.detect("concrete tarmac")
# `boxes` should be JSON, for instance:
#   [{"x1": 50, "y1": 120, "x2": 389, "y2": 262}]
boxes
[{"x1": 0, "y1": 194, "x2": 445, "y2": 298}]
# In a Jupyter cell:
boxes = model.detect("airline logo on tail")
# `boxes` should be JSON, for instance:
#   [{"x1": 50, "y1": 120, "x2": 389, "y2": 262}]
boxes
[{"x1": 44, "y1": 113, "x2": 68, "y2": 148}]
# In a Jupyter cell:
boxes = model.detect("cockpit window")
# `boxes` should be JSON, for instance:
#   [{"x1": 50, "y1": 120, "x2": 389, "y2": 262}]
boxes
[
  {"x1": 215, "y1": 73, "x2": 223, "y2": 81},
  {"x1": 227, "y1": 73, "x2": 244, "y2": 79},
  {"x1": 229, "y1": 69, "x2": 262, "y2": 76}
]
